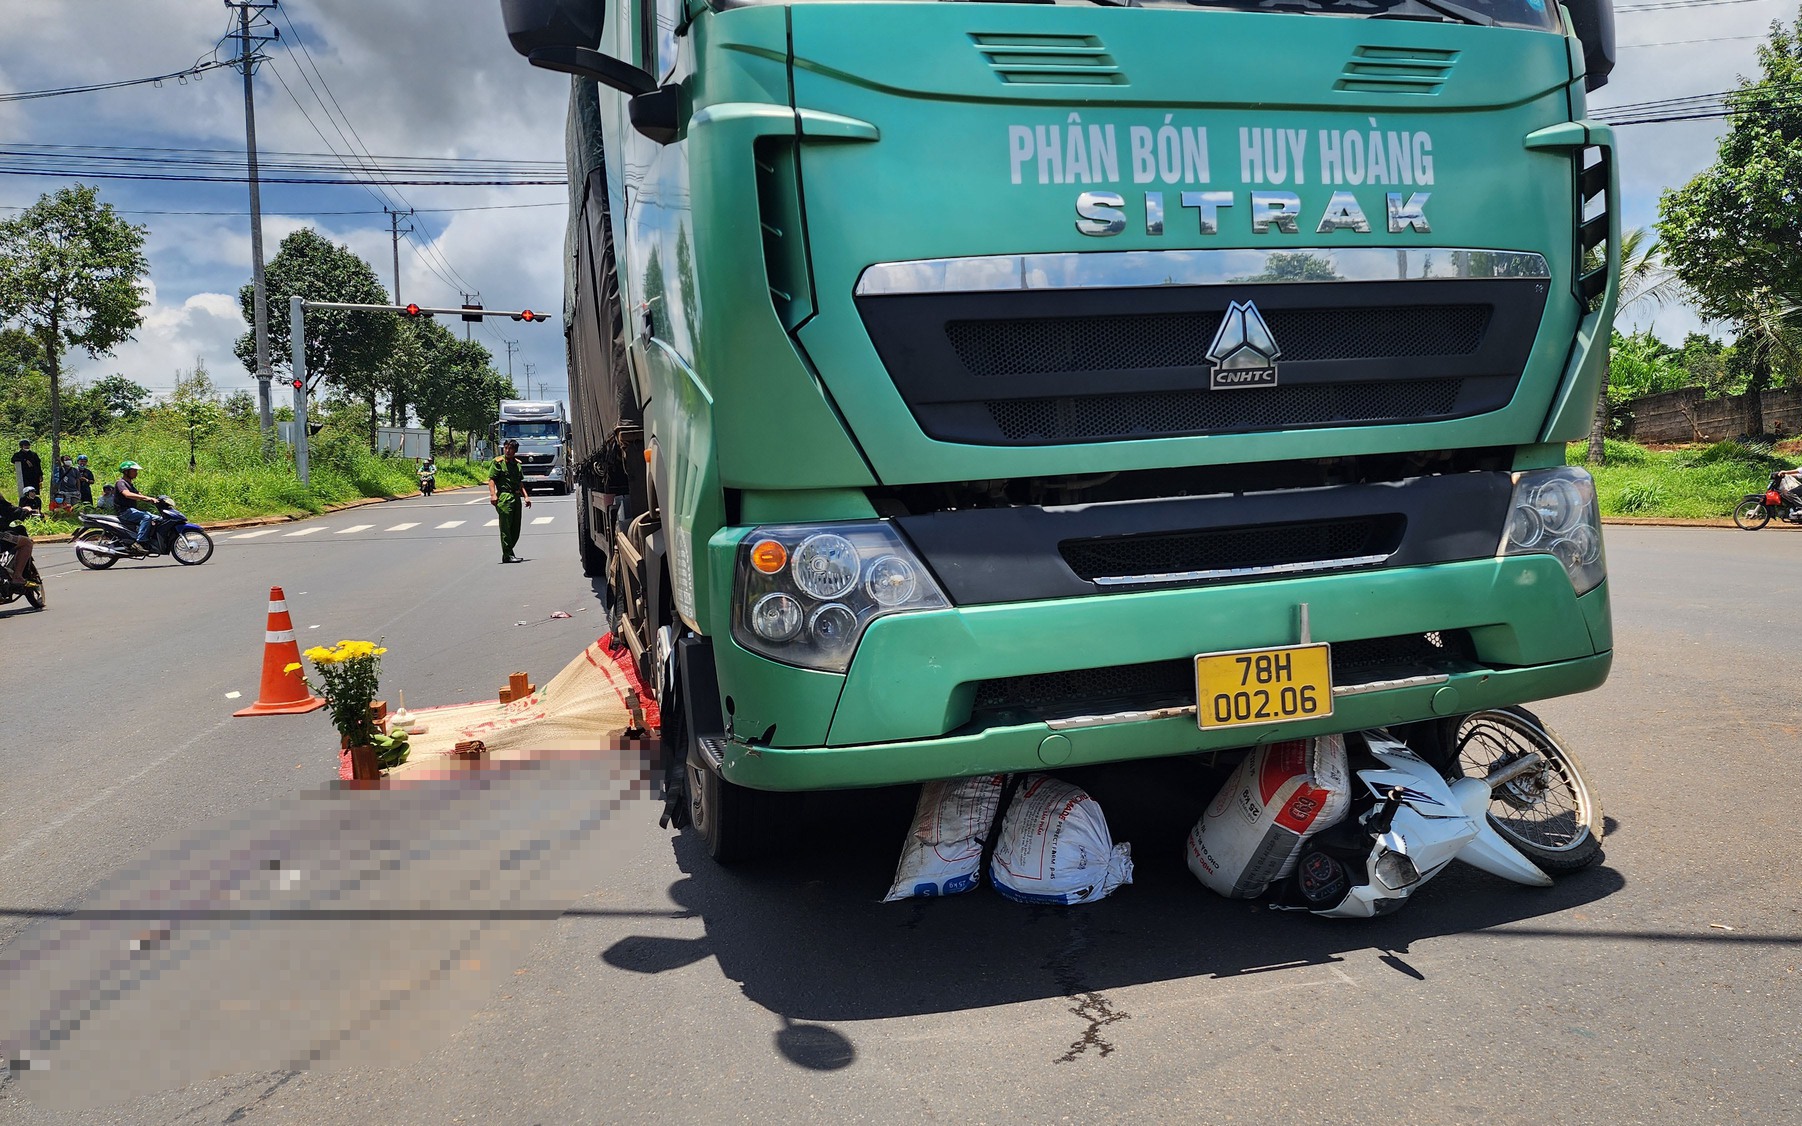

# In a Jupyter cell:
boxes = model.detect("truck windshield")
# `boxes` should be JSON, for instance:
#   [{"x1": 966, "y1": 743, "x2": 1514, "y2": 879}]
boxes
[
  {"x1": 501, "y1": 422, "x2": 562, "y2": 440},
  {"x1": 758, "y1": 0, "x2": 1560, "y2": 33}
]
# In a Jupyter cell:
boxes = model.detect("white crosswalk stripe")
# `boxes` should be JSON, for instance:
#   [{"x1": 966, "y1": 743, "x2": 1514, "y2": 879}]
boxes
[
  {"x1": 336, "y1": 524, "x2": 373, "y2": 534},
  {"x1": 283, "y1": 527, "x2": 322, "y2": 537},
  {"x1": 435, "y1": 520, "x2": 465, "y2": 529},
  {"x1": 231, "y1": 528, "x2": 278, "y2": 539},
  {"x1": 464, "y1": 498, "x2": 486, "y2": 505},
  {"x1": 483, "y1": 519, "x2": 499, "y2": 527},
  {"x1": 530, "y1": 516, "x2": 554, "y2": 525},
  {"x1": 385, "y1": 522, "x2": 419, "y2": 532}
]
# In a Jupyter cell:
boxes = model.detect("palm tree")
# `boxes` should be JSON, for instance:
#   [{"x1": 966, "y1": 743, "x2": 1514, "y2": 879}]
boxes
[{"x1": 1587, "y1": 228, "x2": 1689, "y2": 465}]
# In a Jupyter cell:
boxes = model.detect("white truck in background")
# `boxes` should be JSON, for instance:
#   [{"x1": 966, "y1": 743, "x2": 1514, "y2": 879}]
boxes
[{"x1": 495, "y1": 399, "x2": 573, "y2": 495}]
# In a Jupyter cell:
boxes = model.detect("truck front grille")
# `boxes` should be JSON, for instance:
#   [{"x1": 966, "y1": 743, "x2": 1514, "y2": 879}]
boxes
[
  {"x1": 1060, "y1": 516, "x2": 1405, "y2": 583},
  {"x1": 856, "y1": 273, "x2": 1546, "y2": 446},
  {"x1": 948, "y1": 305, "x2": 1487, "y2": 378},
  {"x1": 987, "y1": 380, "x2": 1464, "y2": 442}
]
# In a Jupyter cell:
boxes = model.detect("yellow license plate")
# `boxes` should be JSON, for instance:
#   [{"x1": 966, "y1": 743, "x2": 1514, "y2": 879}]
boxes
[{"x1": 1195, "y1": 643, "x2": 1334, "y2": 730}]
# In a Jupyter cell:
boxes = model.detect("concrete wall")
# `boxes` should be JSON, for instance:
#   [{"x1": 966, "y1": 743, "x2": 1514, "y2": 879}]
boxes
[{"x1": 1620, "y1": 387, "x2": 1802, "y2": 443}]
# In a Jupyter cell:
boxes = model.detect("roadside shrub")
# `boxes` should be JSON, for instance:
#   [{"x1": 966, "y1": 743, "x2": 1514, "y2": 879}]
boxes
[{"x1": 1613, "y1": 479, "x2": 1666, "y2": 514}]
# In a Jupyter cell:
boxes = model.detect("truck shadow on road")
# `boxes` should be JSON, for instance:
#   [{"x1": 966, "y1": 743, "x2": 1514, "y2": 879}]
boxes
[{"x1": 601, "y1": 758, "x2": 1625, "y2": 1066}]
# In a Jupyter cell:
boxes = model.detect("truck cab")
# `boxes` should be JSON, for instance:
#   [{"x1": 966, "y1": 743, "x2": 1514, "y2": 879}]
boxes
[
  {"x1": 502, "y1": 0, "x2": 1620, "y2": 862},
  {"x1": 495, "y1": 399, "x2": 573, "y2": 495}
]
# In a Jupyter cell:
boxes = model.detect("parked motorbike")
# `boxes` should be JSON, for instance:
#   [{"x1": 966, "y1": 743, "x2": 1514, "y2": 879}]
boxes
[
  {"x1": 73, "y1": 497, "x2": 215, "y2": 569},
  {"x1": 418, "y1": 462, "x2": 436, "y2": 496},
  {"x1": 1275, "y1": 708, "x2": 1602, "y2": 917},
  {"x1": 1733, "y1": 472, "x2": 1802, "y2": 530},
  {"x1": 0, "y1": 487, "x2": 45, "y2": 609}
]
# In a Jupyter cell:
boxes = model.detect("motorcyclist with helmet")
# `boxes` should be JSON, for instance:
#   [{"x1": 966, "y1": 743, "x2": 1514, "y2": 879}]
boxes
[
  {"x1": 113, "y1": 461, "x2": 158, "y2": 545},
  {"x1": 1, "y1": 485, "x2": 40, "y2": 590}
]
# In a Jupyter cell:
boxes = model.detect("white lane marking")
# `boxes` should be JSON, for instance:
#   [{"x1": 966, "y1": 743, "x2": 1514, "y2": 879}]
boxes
[
  {"x1": 465, "y1": 498, "x2": 486, "y2": 505},
  {"x1": 483, "y1": 519, "x2": 499, "y2": 527},
  {"x1": 283, "y1": 526, "x2": 322, "y2": 537},
  {"x1": 335, "y1": 524, "x2": 373, "y2": 534},
  {"x1": 435, "y1": 520, "x2": 466, "y2": 529},
  {"x1": 530, "y1": 516, "x2": 554, "y2": 525},
  {"x1": 386, "y1": 522, "x2": 419, "y2": 532},
  {"x1": 233, "y1": 528, "x2": 279, "y2": 539}
]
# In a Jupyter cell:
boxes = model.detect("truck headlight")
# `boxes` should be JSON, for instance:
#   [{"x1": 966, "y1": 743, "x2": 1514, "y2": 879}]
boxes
[
  {"x1": 732, "y1": 522, "x2": 949, "y2": 673},
  {"x1": 1499, "y1": 467, "x2": 1606, "y2": 595}
]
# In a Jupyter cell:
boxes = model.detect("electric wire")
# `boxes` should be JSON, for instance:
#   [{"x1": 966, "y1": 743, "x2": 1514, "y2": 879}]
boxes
[
  {"x1": 0, "y1": 60, "x2": 235, "y2": 102},
  {"x1": 273, "y1": 6, "x2": 483, "y2": 297}
]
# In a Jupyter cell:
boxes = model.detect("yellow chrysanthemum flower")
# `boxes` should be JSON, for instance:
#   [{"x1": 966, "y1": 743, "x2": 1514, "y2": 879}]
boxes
[{"x1": 284, "y1": 662, "x2": 302, "y2": 674}]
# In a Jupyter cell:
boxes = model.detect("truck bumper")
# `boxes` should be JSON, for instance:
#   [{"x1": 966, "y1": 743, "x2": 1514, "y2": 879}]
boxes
[{"x1": 711, "y1": 555, "x2": 1612, "y2": 791}]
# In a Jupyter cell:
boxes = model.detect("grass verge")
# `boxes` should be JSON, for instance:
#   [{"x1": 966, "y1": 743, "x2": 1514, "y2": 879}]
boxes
[{"x1": 1571, "y1": 438, "x2": 1795, "y2": 519}]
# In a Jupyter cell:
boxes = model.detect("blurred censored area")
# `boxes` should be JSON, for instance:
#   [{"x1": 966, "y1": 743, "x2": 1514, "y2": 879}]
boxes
[{"x1": 1, "y1": 641, "x2": 658, "y2": 1111}]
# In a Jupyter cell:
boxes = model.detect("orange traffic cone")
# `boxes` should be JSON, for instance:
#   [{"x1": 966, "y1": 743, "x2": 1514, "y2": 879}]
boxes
[{"x1": 233, "y1": 586, "x2": 326, "y2": 717}]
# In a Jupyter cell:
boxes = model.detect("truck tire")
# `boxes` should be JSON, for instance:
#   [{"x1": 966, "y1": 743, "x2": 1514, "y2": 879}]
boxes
[
  {"x1": 670, "y1": 679, "x2": 773, "y2": 865},
  {"x1": 575, "y1": 488, "x2": 607, "y2": 577}
]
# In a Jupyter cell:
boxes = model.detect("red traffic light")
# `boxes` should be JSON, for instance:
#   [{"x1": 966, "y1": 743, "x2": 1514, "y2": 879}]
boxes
[
  {"x1": 291, "y1": 379, "x2": 303, "y2": 390},
  {"x1": 512, "y1": 309, "x2": 541, "y2": 322},
  {"x1": 403, "y1": 303, "x2": 423, "y2": 317}
]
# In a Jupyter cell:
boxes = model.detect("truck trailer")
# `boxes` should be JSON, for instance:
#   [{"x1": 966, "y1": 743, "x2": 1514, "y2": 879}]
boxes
[{"x1": 500, "y1": 0, "x2": 1621, "y2": 863}]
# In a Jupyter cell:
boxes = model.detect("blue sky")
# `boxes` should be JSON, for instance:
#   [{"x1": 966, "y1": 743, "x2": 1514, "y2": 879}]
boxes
[{"x1": 0, "y1": 0, "x2": 1787, "y2": 404}]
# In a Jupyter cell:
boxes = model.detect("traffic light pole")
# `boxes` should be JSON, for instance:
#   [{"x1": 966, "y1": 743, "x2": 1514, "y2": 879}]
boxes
[{"x1": 287, "y1": 298, "x2": 551, "y2": 488}]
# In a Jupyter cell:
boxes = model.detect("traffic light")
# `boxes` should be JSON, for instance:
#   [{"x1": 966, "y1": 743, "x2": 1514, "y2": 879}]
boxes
[
  {"x1": 512, "y1": 309, "x2": 540, "y2": 322},
  {"x1": 291, "y1": 378, "x2": 303, "y2": 391},
  {"x1": 403, "y1": 303, "x2": 431, "y2": 318}
]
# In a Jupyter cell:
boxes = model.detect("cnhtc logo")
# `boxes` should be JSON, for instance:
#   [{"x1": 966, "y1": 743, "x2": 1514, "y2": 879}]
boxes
[{"x1": 1206, "y1": 300, "x2": 1281, "y2": 389}]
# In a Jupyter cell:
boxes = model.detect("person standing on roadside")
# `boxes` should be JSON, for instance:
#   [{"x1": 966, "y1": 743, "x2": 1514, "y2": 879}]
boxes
[
  {"x1": 489, "y1": 438, "x2": 532, "y2": 563},
  {"x1": 11, "y1": 439, "x2": 42, "y2": 495},
  {"x1": 75, "y1": 454, "x2": 95, "y2": 506}
]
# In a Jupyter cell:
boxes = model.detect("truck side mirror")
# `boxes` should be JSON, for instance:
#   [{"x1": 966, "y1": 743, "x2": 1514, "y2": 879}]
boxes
[
  {"x1": 498, "y1": 0, "x2": 679, "y2": 142},
  {"x1": 1564, "y1": 0, "x2": 1615, "y2": 92}
]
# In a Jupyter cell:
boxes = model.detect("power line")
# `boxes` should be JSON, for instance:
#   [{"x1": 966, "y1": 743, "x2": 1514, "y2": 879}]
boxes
[
  {"x1": 1616, "y1": 0, "x2": 1772, "y2": 11},
  {"x1": 0, "y1": 59, "x2": 235, "y2": 102},
  {"x1": 0, "y1": 169, "x2": 562, "y2": 186},
  {"x1": 272, "y1": 6, "x2": 483, "y2": 298},
  {"x1": 0, "y1": 202, "x2": 564, "y2": 216}
]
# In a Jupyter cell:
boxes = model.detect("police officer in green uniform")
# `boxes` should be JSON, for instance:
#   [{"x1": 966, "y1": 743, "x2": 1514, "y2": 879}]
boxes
[{"x1": 489, "y1": 438, "x2": 533, "y2": 562}]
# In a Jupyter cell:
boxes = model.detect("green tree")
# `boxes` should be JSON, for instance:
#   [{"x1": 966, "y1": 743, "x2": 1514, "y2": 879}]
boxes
[
  {"x1": 407, "y1": 319, "x2": 494, "y2": 450},
  {"x1": 86, "y1": 373, "x2": 151, "y2": 421},
  {"x1": 1586, "y1": 228, "x2": 1686, "y2": 464},
  {"x1": 222, "y1": 387, "x2": 256, "y2": 422},
  {"x1": 1657, "y1": 12, "x2": 1802, "y2": 436},
  {"x1": 237, "y1": 228, "x2": 394, "y2": 446},
  {"x1": 0, "y1": 185, "x2": 150, "y2": 471},
  {"x1": 171, "y1": 358, "x2": 218, "y2": 403}
]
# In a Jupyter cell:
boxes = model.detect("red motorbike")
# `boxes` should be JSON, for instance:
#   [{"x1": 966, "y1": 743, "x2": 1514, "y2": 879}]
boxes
[{"x1": 1733, "y1": 472, "x2": 1802, "y2": 530}]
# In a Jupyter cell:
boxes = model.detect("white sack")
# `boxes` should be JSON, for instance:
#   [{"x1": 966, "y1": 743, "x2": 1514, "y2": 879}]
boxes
[
  {"x1": 989, "y1": 775, "x2": 1133, "y2": 906},
  {"x1": 1186, "y1": 734, "x2": 1351, "y2": 899},
  {"x1": 883, "y1": 774, "x2": 1007, "y2": 902}
]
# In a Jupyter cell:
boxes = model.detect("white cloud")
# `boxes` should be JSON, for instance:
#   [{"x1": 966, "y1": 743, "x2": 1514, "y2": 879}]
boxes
[{"x1": 75, "y1": 287, "x2": 250, "y2": 396}]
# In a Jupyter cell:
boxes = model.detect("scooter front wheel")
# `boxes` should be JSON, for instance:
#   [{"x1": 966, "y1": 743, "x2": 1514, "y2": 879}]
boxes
[
  {"x1": 1451, "y1": 707, "x2": 1604, "y2": 874},
  {"x1": 73, "y1": 528, "x2": 120, "y2": 570},
  {"x1": 1733, "y1": 498, "x2": 1771, "y2": 530},
  {"x1": 22, "y1": 560, "x2": 45, "y2": 608},
  {"x1": 171, "y1": 528, "x2": 214, "y2": 565}
]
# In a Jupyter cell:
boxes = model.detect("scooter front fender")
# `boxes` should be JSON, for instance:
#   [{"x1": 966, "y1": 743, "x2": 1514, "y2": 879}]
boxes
[{"x1": 1449, "y1": 776, "x2": 1553, "y2": 887}]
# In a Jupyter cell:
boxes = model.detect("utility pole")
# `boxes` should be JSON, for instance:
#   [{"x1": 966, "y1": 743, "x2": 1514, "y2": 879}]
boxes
[
  {"x1": 503, "y1": 340, "x2": 519, "y2": 390},
  {"x1": 385, "y1": 207, "x2": 414, "y2": 302},
  {"x1": 229, "y1": 0, "x2": 280, "y2": 437},
  {"x1": 523, "y1": 361, "x2": 536, "y2": 400}
]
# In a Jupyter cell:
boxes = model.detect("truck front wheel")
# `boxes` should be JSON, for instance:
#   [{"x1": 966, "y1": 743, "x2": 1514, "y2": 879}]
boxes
[{"x1": 670, "y1": 683, "x2": 774, "y2": 865}]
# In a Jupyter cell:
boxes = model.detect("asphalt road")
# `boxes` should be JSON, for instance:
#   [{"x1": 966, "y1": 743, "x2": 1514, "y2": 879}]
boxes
[{"x1": 2, "y1": 517, "x2": 1800, "y2": 1123}]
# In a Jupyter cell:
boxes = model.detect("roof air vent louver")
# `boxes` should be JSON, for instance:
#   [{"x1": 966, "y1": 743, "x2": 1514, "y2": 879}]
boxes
[
  {"x1": 1335, "y1": 45, "x2": 1458, "y2": 95},
  {"x1": 971, "y1": 33, "x2": 1125, "y2": 86}
]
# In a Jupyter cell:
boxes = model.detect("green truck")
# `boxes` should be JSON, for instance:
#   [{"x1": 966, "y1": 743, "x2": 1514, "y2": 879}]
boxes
[{"x1": 501, "y1": 0, "x2": 1620, "y2": 862}]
